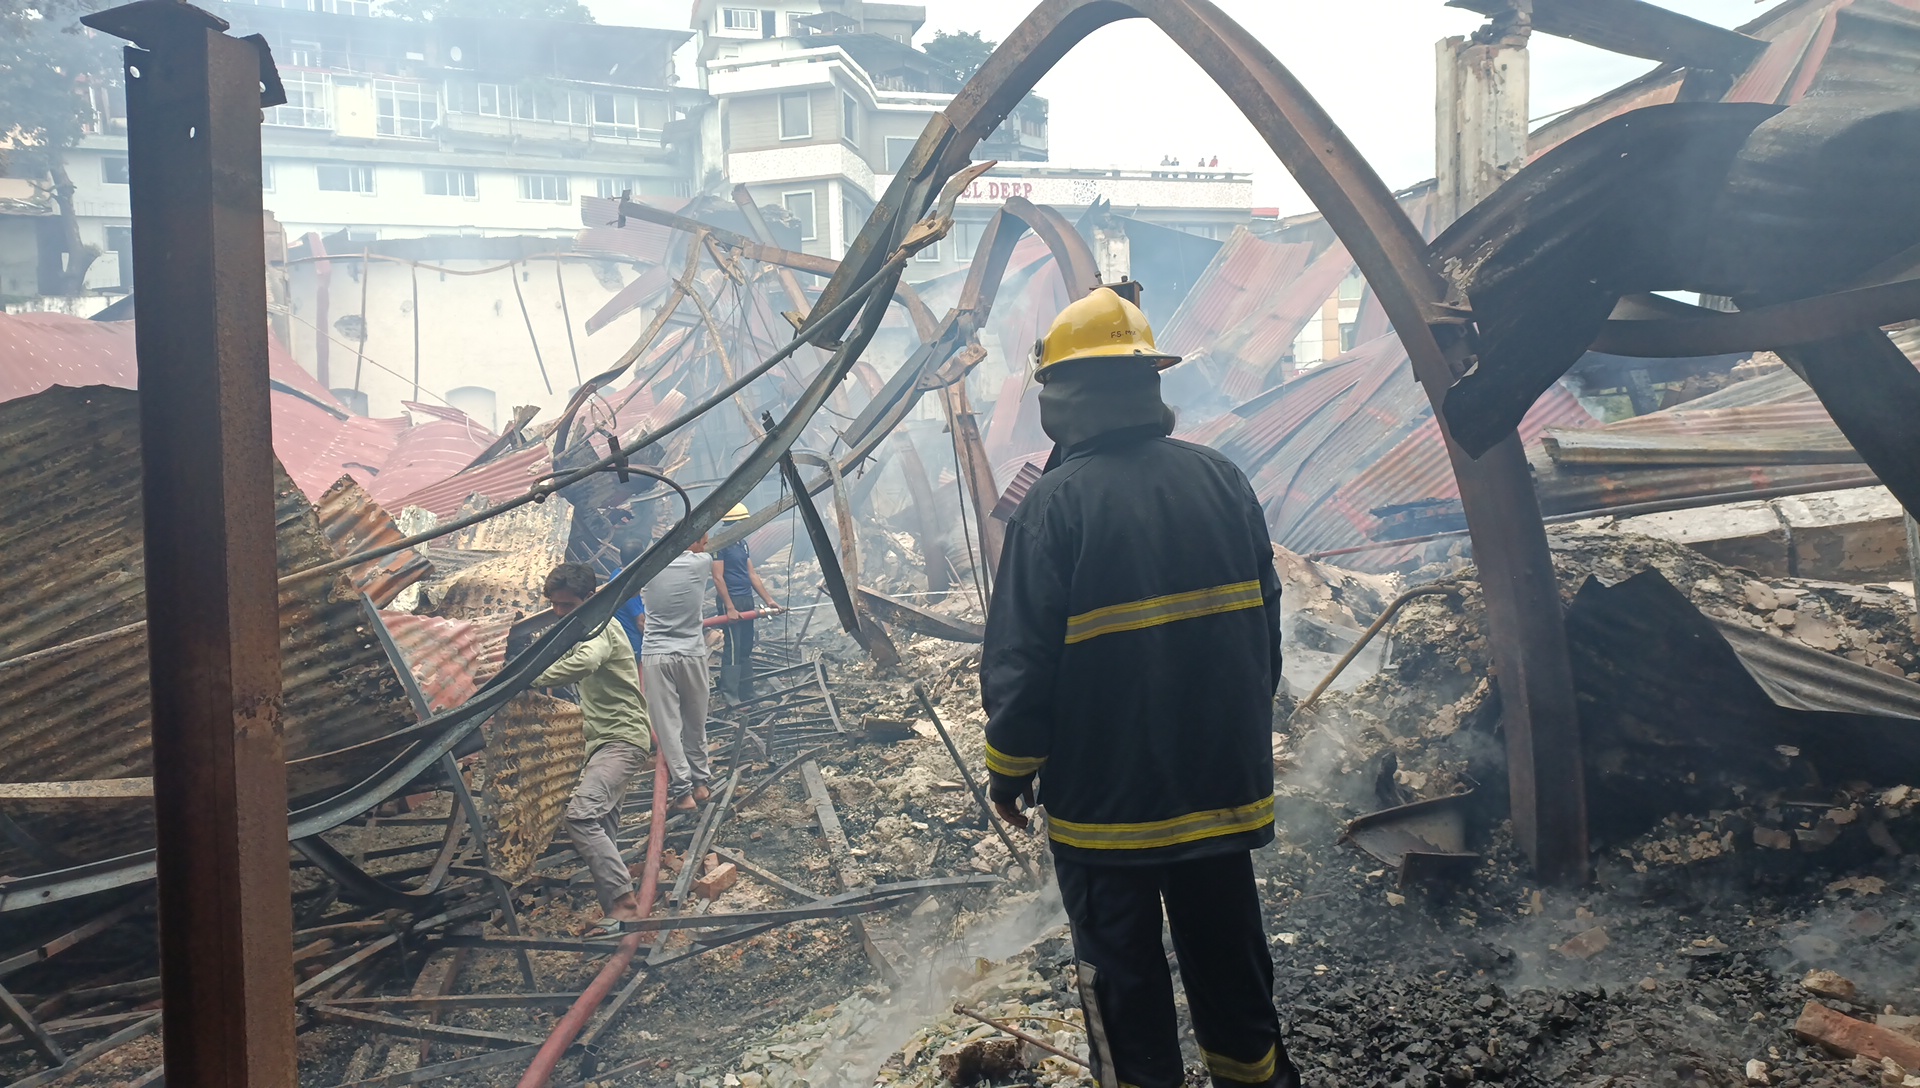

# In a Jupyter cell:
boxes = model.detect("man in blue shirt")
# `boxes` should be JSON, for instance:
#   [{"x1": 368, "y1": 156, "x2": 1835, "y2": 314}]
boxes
[{"x1": 711, "y1": 504, "x2": 781, "y2": 701}]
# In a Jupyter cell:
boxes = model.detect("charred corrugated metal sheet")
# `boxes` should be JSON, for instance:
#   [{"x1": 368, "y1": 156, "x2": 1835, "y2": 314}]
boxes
[
  {"x1": 479, "y1": 692, "x2": 585, "y2": 885},
  {"x1": 1565, "y1": 567, "x2": 1920, "y2": 839},
  {"x1": 1543, "y1": 402, "x2": 1859, "y2": 467},
  {"x1": 0, "y1": 385, "x2": 418, "y2": 879},
  {"x1": 315, "y1": 476, "x2": 431, "y2": 607},
  {"x1": 0, "y1": 386, "x2": 147, "y2": 660}
]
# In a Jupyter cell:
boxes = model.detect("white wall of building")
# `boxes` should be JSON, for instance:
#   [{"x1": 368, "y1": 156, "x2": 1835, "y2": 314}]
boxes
[{"x1": 284, "y1": 255, "x2": 664, "y2": 422}]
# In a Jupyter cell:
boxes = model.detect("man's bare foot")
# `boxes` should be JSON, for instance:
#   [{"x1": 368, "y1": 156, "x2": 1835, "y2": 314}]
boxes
[
  {"x1": 671, "y1": 795, "x2": 697, "y2": 813},
  {"x1": 606, "y1": 893, "x2": 645, "y2": 923},
  {"x1": 692, "y1": 783, "x2": 712, "y2": 803}
]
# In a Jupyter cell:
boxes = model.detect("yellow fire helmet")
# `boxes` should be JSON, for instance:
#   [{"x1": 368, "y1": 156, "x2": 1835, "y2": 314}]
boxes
[
  {"x1": 722, "y1": 503, "x2": 752, "y2": 522},
  {"x1": 1032, "y1": 285, "x2": 1181, "y2": 381}
]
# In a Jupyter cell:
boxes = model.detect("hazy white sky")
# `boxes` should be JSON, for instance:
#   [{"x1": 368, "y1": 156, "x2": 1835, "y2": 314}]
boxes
[{"x1": 914, "y1": 0, "x2": 1771, "y2": 212}]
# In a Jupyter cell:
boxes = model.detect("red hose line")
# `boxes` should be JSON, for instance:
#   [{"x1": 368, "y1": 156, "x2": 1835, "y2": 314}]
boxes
[
  {"x1": 517, "y1": 747, "x2": 670, "y2": 1087},
  {"x1": 702, "y1": 609, "x2": 763, "y2": 628}
]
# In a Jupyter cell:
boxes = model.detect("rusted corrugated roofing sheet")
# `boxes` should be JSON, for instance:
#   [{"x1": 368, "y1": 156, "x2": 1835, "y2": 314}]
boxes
[
  {"x1": 1524, "y1": 365, "x2": 1876, "y2": 514},
  {"x1": 315, "y1": 476, "x2": 432, "y2": 607},
  {"x1": 378, "y1": 612, "x2": 482, "y2": 711},
  {"x1": 0, "y1": 385, "x2": 418, "y2": 878},
  {"x1": 0, "y1": 312, "x2": 493, "y2": 503},
  {"x1": 361, "y1": 418, "x2": 498, "y2": 509},
  {"x1": 1157, "y1": 230, "x2": 1318, "y2": 358},
  {"x1": 1726, "y1": 5, "x2": 1829, "y2": 103},
  {"x1": 1294, "y1": 382, "x2": 1594, "y2": 560}
]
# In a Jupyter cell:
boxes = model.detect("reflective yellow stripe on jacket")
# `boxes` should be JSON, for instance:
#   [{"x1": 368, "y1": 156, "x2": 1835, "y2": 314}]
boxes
[
  {"x1": 984, "y1": 742, "x2": 1047, "y2": 777},
  {"x1": 1064, "y1": 580, "x2": 1264, "y2": 646},
  {"x1": 1048, "y1": 796, "x2": 1274, "y2": 851},
  {"x1": 1203, "y1": 1044, "x2": 1279, "y2": 1085}
]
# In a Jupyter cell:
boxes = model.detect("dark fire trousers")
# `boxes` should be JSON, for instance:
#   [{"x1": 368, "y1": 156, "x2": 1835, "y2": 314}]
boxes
[
  {"x1": 720, "y1": 618, "x2": 755, "y2": 700},
  {"x1": 1055, "y1": 851, "x2": 1299, "y2": 1088}
]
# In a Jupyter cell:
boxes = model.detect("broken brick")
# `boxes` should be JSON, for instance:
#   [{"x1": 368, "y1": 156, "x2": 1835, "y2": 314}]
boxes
[
  {"x1": 1803, "y1": 969, "x2": 1859, "y2": 1001},
  {"x1": 1556, "y1": 926, "x2": 1609, "y2": 960},
  {"x1": 693, "y1": 862, "x2": 738, "y2": 900},
  {"x1": 1795, "y1": 1002, "x2": 1920, "y2": 1069}
]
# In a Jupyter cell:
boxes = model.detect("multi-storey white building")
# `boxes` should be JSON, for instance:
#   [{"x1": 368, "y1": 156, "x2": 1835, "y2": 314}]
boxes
[
  {"x1": 689, "y1": 0, "x2": 1247, "y2": 284},
  {"x1": 6, "y1": 0, "x2": 707, "y2": 297}
]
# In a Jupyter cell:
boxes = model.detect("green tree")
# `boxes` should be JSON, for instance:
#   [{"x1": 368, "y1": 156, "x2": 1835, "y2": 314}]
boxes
[
  {"x1": 922, "y1": 29, "x2": 995, "y2": 84},
  {"x1": 0, "y1": 1, "x2": 117, "y2": 295},
  {"x1": 381, "y1": 0, "x2": 593, "y2": 23}
]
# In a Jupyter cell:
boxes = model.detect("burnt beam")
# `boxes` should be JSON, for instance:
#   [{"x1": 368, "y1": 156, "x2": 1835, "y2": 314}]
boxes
[
  {"x1": 78, "y1": 1, "x2": 297, "y2": 1083},
  {"x1": 1446, "y1": 0, "x2": 1766, "y2": 73}
]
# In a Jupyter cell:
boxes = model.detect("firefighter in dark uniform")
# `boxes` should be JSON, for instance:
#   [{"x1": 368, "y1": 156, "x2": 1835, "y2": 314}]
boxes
[{"x1": 982, "y1": 284, "x2": 1297, "y2": 1088}]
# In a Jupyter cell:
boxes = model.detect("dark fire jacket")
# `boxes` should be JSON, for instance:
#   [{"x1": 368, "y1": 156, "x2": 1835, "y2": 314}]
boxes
[{"x1": 981, "y1": 426, "x2": 1283, "y2": 866}]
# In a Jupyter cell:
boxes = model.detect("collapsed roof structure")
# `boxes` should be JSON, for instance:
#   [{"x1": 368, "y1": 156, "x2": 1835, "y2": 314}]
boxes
[{"x1": 7, "y1": 0, "x2": 1920, "y2": 1082}]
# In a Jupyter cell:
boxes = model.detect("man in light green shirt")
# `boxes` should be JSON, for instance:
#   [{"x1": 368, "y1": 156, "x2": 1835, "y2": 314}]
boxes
[{"x1": 537, "y1": 563, "x2": 652, "y2": 933}]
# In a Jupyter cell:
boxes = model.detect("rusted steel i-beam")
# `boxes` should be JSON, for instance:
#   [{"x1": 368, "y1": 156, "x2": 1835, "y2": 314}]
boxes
[
  {"x1": 79, "y1": 0, "x2": 299, "y2": 1082},
  {"x1": 819, "y1": 0, "x2": 1587, "y2": 881}
]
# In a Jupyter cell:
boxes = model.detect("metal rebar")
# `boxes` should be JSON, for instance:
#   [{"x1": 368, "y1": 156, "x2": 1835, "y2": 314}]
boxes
[
  {"x1": 951, "y1": 1004, "x2": 1089, "y2": 1068},
  {"x1": 1292, "y1": 585, "x2": 1460, "y2": 716},
  {"x1": 913, "y1": 683, "x2": 1035, "y2": 882}
]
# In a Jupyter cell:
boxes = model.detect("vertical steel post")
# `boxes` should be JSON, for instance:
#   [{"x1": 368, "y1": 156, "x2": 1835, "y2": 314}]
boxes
[
  {"x1": 82, "y1": 2, "x2": 297, "y2": 1083},
  {"x1": 1434, "y1": 6, "x2": 1587, "y2": 884}
]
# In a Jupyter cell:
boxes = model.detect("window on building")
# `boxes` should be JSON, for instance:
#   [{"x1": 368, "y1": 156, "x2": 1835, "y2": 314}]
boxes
[
  {"x1": 587, "y1": 93, "x2": 641, "y2": 139},
  {"x1": 786, "y1": 10, "x2": 807, "y2": 34},
  {"x1": 954, "y1": 219, "x2": 981, "y2": 258},
  {"x1": 287, "y1": 38, "x2": 321, "y2": 67},
  {"x1": 722, "y1": 7, "x2": 757, "y2": 30},
  {"x1": 783, "y1": 190, "x2": 816, "y2": 241},
  {"x1": 518, "y1": 173, "x2": 570, "y2": 202},
  {"x1": 104, "y1": 225, "x2": 133, "y2": 289},
  {"x1": 314, "y1": 0, "x2": 372, "y2": 15},
  {"x1": 884, "y1": 136, "x2": 916, "y2": 174},
  {"x1": 842, "y1": 193, "x2": 862, "y2": 243},
  {"x1": 316, "y1": 164, "x2": 375, "y2": 193},
  {"x1": 595, "y1": 177, "x2": 645, "y2": 199},
  {"x1": 266, "y1": 71, "x2": 329, "y2": 128},
  {"x1": 375, "y1": 80, "x2": 436, "y2": 138},
  {"x1": 474, "y1": 82, "x2": 548, "y2": 121},
  {"x1": 841, "y1": 93, "x2": 858, "y2": 144},
  {"x1": 261, "y1": 159, "x2": 275, "y2": 191},
  {"x1": 1339, "y1": 321, "x2": 1358, "y2": 353},
  {"x1": 101, "y1": 155, "x2": 129, "y2": 184},
  {"x1": 423, "y1": 168, "x2": 477, "y2": 198},
  {"x1": 778, "y1": 91, "x2": 810, "y2": 139},
  {"x1": 915, "y1": 235, "x2": 941, "y2": 263},
  {"x1": 1337, "y1": 269, "x2": 1365, "y2": 301}
]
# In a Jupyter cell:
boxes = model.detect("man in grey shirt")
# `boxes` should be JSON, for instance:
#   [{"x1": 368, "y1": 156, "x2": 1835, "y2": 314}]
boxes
[{"x1": 642, "y1": 533, "x2": 716, "y2": 812}]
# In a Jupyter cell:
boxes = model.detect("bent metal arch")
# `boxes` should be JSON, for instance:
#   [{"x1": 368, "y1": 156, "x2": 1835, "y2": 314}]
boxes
[
  {"x1": 816, "y1": 0, "x2": 1589, "y2": 882},
  {"x1": 704, "y1": 194, "x2": 1101, "y2": 564}
]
